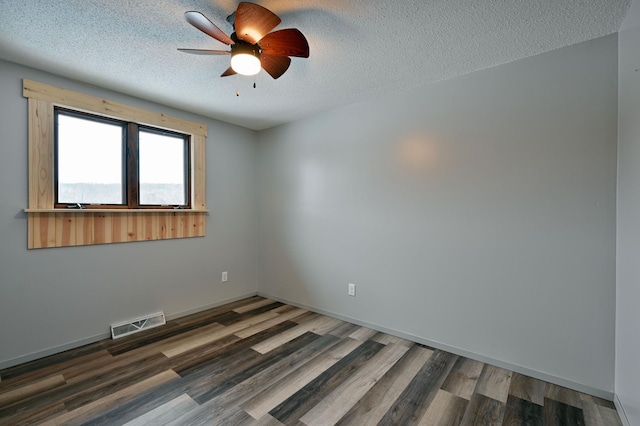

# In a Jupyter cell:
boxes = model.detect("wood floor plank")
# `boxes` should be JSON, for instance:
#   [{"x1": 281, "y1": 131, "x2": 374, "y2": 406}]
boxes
[
  {"x1": 214, "y1": 408, "x2": 255, "y2": 426},
  {"x1": 63, "y1": 352, "x2": 172, "y2": 411},
  {"x1": 0, "y1": 377, "x2": 83, "y2": 421},
  {"x1": 40, "y1": 370, "x2": 180, "y2": 426},
  {"x1": 290, "y1": 311, "x2": 321, "y2": 324},
  {"x1": 347, "y1": 326, "x2": 377, "y2": 341},
  {"x1": 163, "y1": 403, "x2": 242, "y2": 426},
  {"x1": 508, "y1": 372, "x2": 545, "y2": 406},
  {"x1": 243, "y1": 338, "x2": 364, "y2": 420},
  {"x1": 171, "y1": 335, "x2": 342, "y2": 425},
  {"x1": 122, "y1": 393, "x2": 198, "y2": 426},
  {"x1": 581, "y1": 399, "x2": 622, "y2": 426},
  {"x1": 0, "y1": 350, "x2": 113, "y2": 390},
  {"x1": 327, "y1": 322, "x2": 360, "y2": 338},
  {"x1": 0, "y1": 374, "x2": 66, "y2": 407},
  {"x1": 65, "y1": 350, "x2": 168, "y2": 384},
  {"x1": 234, "y1": 298, "x2": 277, "y2": 314},
  {"x1": 218, "y1": 302, "x2": 285, "y2": 326},
  {"x1": 299, "y1": 343, "x2": 410, "y2": 425},
  {"x1": 189, "y1": 332, "x2": 323, "y2": 404},
  {"x1": 248, "y1": 414, "x2": 286, "y2": 426},
  {"x1": 115, "y1": 321, "x2": 225, "y2": 360},
  {"x1": 76, "y1": 367, "x2": 201, "y2": 426},
  {"x1": 0, "y1": 352, "x2": 172, "y2": 422},
  {"x1": 235, "y1": 308, "x2": 308, "y2": 339},
  {"x1": 501, "y1": 395, "x2": 543, "y2": 426},
  {"x1": 162, "y1": 310, "x2": 280, "y2": 357},
  {"x1": 598, "y1": 406, "x2": 623, "y2": 426},
  {"x1": 173, "y1": 296, "x2": 264, "y2": 326},
  {"x1": 336, "y1": 345, "x2": 434, "y2": 426},
  {"x1": 579, "y1": 392, "x2": 616, "y2": 410},
  {"x1": 162, "y1": 400, "x2": 257, "y2": 426},
  {"x1": 543, "y1": 398, "x2": 586, "y2": 426},
  {"x1": 417, "y1": 390, "x2": 468, "y2": 426},
  {"x1": 377, "y1": 349, "x2": 459, "y2": 426},
  {"x1": 108, "y1": 321, "x2": 225, "y2": 357},
  {"x1": 0, "y1": 401, "x2": 68, "y2": 426},
  {"x1": 545, "y1": 382, "x2": 583, "y2": 408},
  {"x1": 251, "y1": 316, "x2": 343, "y2": 354},
  {"x1": 268, "y1": 339, "x2": 384, "y2": 424},
  {"x1": 173, "y1": 321, "x2": 297, "y2": 378},
  {"x1": 371, "y1": 332, "x2": 414, "y2": 347},
  {"x1": 440, "y1": 357, "x2": 484, "y2": 400},
  {"x1": 166, "y1": 333, "x2": 240, "y2": 370},
  {"x1": 475, "y1": 364, "x2": 513, "y2": 403},
  {"x1": 272, "y1": 304, "x2": 299, "y2": 314},
  {"x1": 202, "y1": 334, "x2": 341, "y2": 410},
  {"x1": 595, "y1": 405, "x2": 623, "y2": 426},
  {"x1": 105, "y1": 323, "x2": 187, "y2": 356},
  {"x1": 460, "y1": 393, "x2": 506, "y2": 426},
  {"x1": 0, "y1": 344, "x2": 116, "y2": 383}
]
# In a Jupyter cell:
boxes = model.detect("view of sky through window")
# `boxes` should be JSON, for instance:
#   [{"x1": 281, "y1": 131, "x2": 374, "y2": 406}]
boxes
[
  {"x1": 139, "y1": 130, "x2": 186, "y2": 205},
  {"x1": 57, "y1": 114, "x2": 123, "y2": 204}
]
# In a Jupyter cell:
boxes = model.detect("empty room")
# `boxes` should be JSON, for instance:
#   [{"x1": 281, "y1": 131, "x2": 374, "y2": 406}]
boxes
[{"x1": 1, "y1": 0, "x2": 639, "y2": 425}]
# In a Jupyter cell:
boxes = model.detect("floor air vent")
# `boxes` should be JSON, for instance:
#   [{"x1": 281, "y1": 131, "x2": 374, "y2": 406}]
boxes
[{"x1": 110, "y1": 312, "x2": 165, "y2": 339}]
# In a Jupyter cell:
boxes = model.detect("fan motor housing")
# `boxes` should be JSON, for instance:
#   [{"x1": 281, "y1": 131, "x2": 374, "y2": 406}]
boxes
[{"x1": 231, "y1": 41, "x2": 261, "y2": 59}]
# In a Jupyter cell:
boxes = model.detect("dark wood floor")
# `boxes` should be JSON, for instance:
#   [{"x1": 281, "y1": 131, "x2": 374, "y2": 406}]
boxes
[{"x1": 0, "y1": 296, "x2": 622, "y2": 425}]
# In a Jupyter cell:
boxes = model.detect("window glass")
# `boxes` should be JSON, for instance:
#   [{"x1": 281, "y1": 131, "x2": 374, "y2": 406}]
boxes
[
  {"x1": 56, "y1": 112, "x2": 124, "y2": 205},
  {"x1": 138, "y1": 129, "x2": 187, "y2": 206}
]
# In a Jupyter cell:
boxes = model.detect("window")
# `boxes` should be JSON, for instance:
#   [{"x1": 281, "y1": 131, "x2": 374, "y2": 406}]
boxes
[
  {"x1": 24, "y1": 79, "x2": 208, "y2": 249},
  {"x1": 56, "y1": 110, "x2": 125, "y2": 205},
  {"x1": 55, "y1": 109, "x2": 191, "y2": 209},
  {"x1": 138, "y1": 128, "x2": 189, "y2": 206}
]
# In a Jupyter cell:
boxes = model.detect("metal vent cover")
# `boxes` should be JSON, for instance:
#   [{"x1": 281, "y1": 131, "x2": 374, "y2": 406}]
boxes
[{"x1": 110, "y1": 312, "x2": 165, "y2": 339}]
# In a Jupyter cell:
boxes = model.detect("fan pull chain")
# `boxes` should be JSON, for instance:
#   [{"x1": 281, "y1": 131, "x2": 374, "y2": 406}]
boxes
[
  {"x1": 236, "y1": 74, "x2": 240, "y2": 97},
  {"x1": 253, "y1": 76, "x2": 256, "y2": 89}
]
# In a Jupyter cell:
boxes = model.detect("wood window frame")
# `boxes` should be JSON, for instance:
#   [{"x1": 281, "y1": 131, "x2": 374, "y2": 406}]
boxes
[{"x1": 23, "y1": 79, "x2": 209, "y2": 249}]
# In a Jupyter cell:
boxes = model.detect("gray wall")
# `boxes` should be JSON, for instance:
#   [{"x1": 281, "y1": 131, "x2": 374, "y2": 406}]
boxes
[
  {"x1": 257, "y1": 35, "x2": 618, "y2": 395},
  {"x1": 0, "y1": 59, "x2": 259, "y2": 367},
  {"x1": 616, "y1": 0, "x2": 640, "y2": 423}
]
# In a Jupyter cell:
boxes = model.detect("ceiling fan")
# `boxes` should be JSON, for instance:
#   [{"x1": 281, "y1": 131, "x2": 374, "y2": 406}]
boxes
[{"x1": 178, "y1": 2, "x2": 309, "y2": 80}]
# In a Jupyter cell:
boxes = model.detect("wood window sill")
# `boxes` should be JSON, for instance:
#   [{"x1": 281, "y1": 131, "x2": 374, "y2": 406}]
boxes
[{"x1": 24, "y1": 208, "x2": 210, "y2": 214}]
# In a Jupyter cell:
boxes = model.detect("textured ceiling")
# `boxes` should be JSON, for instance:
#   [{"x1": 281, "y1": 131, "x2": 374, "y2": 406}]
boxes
[{"x1": 0, "y1": 0, "x2": 631, "y2": 130}]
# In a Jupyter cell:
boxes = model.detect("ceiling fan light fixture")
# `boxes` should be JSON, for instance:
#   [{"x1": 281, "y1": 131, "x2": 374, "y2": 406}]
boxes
[
  {"x1": 180, "y1": 4, "x2": 309, "y2": 80},
  {"x1": 231, "y1": 43, "x2": 261, "y2": 76}
]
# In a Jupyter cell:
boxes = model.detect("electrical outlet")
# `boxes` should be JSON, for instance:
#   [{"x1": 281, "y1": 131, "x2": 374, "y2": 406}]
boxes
[
  {"x1": 222, "y1": 271, "x2": 228, "y2": 282},
  {"x1": 348, "y1": 283, "x2": 356, "y2": 297}
]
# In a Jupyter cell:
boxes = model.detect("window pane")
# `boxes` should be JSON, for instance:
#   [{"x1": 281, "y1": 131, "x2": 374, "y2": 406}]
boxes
[
  {"x1": 139, "y1": 130, "x2": 187, "y2": 206},
  {"x1": 57, "y1": 113, "x2": 124, "y2": 204}
]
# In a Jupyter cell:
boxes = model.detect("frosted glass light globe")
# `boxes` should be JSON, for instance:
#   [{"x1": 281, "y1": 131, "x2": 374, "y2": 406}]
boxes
[{"x1": 231, "y1": 53, "x2": 261, "y2": 76}]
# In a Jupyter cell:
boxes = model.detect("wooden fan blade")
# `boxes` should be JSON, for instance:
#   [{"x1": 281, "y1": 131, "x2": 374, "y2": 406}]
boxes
[
  {"x1": 221, "y1": 67, "x2": 237, "y2": 77},
  {"x1": 185, "y1": 11, "x2": 234, "y2": 45},
  {"x1": 259, "y1": 29, "x2": 309, "y2": 58},
  {"x1": 261, "y1": 54, "x2": 291, "y2": 79},
  {"x1": 177, "y1": 48, "x2": 230, "y2": 55},
  {"x1": 234, "y1": 2, "x2": 281, "y2": 45}
]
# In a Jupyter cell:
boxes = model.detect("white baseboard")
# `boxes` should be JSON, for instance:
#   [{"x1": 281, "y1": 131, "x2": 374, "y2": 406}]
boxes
[
  {"x1": 0, "y1": 292, "x2": 257, "y2": 371},
  {"x1": 614, "y1": 394, "x2": 632, "y2": 426},
  {"x1": 258, "y1": 291, "x2": 615, "y2": 401}
]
